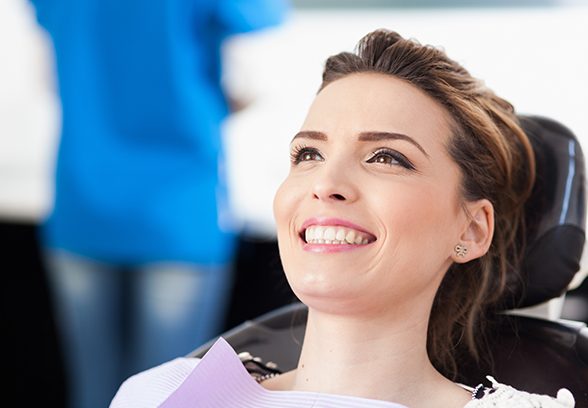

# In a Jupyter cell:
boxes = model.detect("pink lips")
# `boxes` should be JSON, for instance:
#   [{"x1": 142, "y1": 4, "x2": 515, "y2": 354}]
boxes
[{"x1": 300, "y1": 217, "x2": 376, "y2": 253}]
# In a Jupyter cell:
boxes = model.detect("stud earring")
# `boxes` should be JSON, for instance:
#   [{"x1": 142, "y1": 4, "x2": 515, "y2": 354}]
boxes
[{"x1": 454, "y1": 244, "x2": 468, "y2": 257}]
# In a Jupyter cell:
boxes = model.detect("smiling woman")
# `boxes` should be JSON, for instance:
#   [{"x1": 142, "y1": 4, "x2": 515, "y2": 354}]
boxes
[
  {"x1": 110, "y1": 30, "x2": 575, "y2": 408},
  {"x1": 275, "y1": 74, "x2": 472, "y2": 324}
]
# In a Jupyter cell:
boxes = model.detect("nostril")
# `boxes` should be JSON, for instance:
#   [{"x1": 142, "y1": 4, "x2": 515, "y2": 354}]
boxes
[{"x1": 330, "y1": 193, "x2": 346, "y2": 201}]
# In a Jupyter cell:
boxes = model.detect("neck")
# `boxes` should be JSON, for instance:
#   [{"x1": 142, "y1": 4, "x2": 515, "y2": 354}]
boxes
[{"x1": 289, "y1": 305, "x2": 451, "y2": 406}]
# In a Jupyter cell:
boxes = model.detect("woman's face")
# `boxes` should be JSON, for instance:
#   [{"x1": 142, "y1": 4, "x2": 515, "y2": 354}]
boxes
[{"x1": 273, "y1": 73, "x2": 468, "y2": 317}]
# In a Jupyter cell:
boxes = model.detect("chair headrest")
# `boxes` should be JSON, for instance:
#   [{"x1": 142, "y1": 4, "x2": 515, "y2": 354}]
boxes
[{"x1": 504, "y1": 115, "x2": 586, "y2": 309}]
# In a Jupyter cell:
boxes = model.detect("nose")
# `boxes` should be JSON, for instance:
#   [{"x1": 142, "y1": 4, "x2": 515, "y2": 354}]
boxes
[{"x1": 311, "y1": 164, "x2": 358, "y2": 203}]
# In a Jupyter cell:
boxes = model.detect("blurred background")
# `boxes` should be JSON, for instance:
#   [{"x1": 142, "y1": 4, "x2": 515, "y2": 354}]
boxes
[{"x1": 2, "y1": 0, "x2": 587, "y2": 406}]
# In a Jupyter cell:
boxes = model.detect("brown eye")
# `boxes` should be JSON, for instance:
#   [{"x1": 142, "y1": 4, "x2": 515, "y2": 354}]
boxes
[
  {"x1": 290, "y1": 146, "x2": 324, "y2": 165},
  {"x1": 301, "y1": 152, "x2": 317, "y2": 161},
  {"x1": 373, "y1": 154, "x2": 398, "y2": 165},
  {"x1": 366, "y1": 148, "x2": 414, "y2": 170}
]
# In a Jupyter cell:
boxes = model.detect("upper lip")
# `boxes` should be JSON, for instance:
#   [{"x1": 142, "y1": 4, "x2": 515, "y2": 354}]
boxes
[{"x1": 299, "y1": 217, "x2": 377, "y2": 241}]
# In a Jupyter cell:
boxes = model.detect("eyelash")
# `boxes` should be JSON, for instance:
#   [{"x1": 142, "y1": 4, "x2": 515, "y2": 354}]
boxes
[
  {"x1": 290, "y1": 145, "x2": 415, "y2": 170},
  {"x1": 366, "y1": 148, "x2": 415, "y2": 170},
  {"x1": 290, "y1": 145, "x2": 323, "y2": 164}
]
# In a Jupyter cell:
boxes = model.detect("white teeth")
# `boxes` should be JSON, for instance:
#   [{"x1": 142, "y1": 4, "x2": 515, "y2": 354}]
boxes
[
  {"x1": 304, "y1": 225, "x2": 373, "y2": 245},
  {"x1": 304, "y1": 229, "x2": 312, "y2": 242},
  {"x1": 315, "y1": 226, "x2": 325, "y2": 238},
  {"x1": 345, "y1": 230, "x2": 356, "y2": 244},
  {"x1": 324, "y1": 227, "x2": 336, "y2": 241}
]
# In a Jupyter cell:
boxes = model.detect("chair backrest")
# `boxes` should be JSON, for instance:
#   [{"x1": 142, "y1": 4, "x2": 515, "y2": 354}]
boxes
[
  {"x1": 508, "y1": 115, "x2": 586, "y2": 309},
  {"x1": 190, "y1": 115, "x2": 588, "y2": 406}
]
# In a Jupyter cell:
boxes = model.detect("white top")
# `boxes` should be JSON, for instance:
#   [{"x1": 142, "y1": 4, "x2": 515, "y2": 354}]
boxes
[{"x1": 110, "y1": 338, "x2": 575, "y2": 408}]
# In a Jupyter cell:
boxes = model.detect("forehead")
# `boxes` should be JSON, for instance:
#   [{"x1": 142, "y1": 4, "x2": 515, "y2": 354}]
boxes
[{"x1": 302, "y1": 73, "x2": 453, "y2": 149}]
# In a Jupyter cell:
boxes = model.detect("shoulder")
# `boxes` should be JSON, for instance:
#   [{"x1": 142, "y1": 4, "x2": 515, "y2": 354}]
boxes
[
  {"x1": 109, "y1": 357, "x2": 200, "y2": 408},
  {"x1": 464, "y1": 377, "x2": 575, "y2": 408}
]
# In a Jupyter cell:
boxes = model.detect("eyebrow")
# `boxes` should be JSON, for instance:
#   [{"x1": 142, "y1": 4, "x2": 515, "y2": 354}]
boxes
[
  {"x1": 291, "y1": 131, "x2": 328, "y2": 142},
  {"x1": 291, "y1": 130, "x2": 429, "y2": 158}
]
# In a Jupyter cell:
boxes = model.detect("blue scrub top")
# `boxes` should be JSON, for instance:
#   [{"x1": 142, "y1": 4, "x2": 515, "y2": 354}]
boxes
[{"x1": 31, "y1": 0, "x2": 288, "y2": 264}]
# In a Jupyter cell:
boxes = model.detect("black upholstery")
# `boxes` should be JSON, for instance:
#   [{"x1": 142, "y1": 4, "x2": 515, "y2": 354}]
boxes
[
  {"x1": 190, "y1": 115, "x2": 588, "y2": 405},
  {"x1": 478, "y1": 315, "x2": 588, "y2": 402},
  {"x1": 512, "y1": 116, "x2": 586, "y2": 309}
]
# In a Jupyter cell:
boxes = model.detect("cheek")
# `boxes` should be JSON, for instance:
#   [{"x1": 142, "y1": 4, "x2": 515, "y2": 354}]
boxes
[
  {"x1": 273, "y1": 178, "x2": 312, "y2": 298},
  {"x1": 273, "y1": 177, "x2": 302, "y2": 246},
  {"x1": 379, "y1": 185, "x2": 450, "y2": 233},
  {"x1": 376, "y1": 186, "x2": 459, "y2": 277}
]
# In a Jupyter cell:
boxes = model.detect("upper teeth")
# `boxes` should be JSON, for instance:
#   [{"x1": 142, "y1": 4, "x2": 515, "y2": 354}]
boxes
[{"x1": 304, "y1": 226, "x2": 372, "y2": 245}]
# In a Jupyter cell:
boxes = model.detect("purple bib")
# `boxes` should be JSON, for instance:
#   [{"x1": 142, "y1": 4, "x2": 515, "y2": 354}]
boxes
[{"x1": 160, "y1": 337, "x2": 408, "y2": 408}]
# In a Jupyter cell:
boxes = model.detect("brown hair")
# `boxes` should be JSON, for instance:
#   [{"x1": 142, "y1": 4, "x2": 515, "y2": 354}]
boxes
[{"x1": 320, "y1": 29, "x2": 535, "y2": 378}]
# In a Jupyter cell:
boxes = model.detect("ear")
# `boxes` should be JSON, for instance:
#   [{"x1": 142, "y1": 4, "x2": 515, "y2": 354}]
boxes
[{"x1": 453, "y1": 199, "x2": 494, "y2": 263}]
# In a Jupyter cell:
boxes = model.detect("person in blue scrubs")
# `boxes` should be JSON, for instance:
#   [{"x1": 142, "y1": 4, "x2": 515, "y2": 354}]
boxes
[{"x1": 28, "y1": 1, "x2": 288, "y2": 407}]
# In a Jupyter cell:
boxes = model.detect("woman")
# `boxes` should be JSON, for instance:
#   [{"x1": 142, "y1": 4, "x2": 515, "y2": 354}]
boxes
[{"x1": 110, "y1": 29, "x2": 575, "y2": 407}]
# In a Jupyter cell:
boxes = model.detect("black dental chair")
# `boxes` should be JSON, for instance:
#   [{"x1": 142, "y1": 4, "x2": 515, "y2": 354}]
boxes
[{"x1": 191, "y1": 115, "x2": 588, "y2": 406}]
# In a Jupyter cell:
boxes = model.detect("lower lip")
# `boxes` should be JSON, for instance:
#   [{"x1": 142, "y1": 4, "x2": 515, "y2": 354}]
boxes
[{"x1": 301, "y1": 241, "x2": 372, "y2": 253}]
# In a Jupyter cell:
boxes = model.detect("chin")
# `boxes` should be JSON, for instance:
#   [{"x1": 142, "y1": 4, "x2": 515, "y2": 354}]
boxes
[
  {"x1": 295, "y1": 292, "x2": 369, "y2": 317},
  {"x1": 286, "y1": 271, "x2": 363, "y2": 314}
]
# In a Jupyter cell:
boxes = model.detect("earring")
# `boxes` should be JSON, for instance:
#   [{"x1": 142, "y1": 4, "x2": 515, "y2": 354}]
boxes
[{"x1": 454, "y1": 244, "x2": 468, "y2": 257}]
